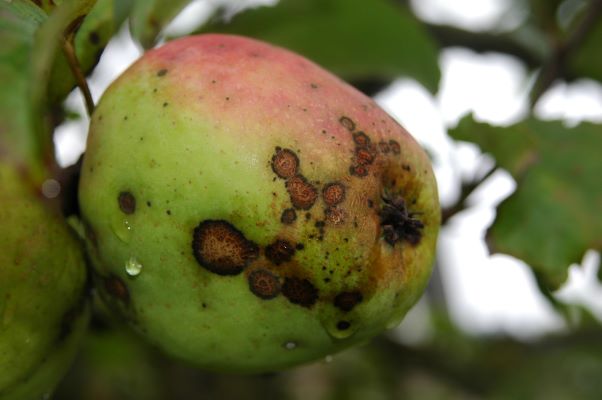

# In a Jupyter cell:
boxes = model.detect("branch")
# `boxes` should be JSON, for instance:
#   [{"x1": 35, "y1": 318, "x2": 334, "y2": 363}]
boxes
[
  {"x1": 529, "y1": 0, "x2": 602, "y2": 107},
  {"x1": 426, "y1": 24, "x2": 543, "y2": 69}
]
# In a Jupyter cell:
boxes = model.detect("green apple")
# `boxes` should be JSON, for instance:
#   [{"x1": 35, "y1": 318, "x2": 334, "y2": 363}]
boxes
[
  {"x1": 0, "y1": 164, "x2": 88, "y2": 400},
  {"x1": 79, "y1": 34, "x2": 440, "y2": 373}
]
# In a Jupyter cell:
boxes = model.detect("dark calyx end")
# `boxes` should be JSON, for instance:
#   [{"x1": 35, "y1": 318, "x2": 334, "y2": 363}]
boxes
[
  {"x1": 286, "y1": 175, "x2": 318, "y2": 210},
  {"x1": 272, "y1": 148, "x2": 299, "y2": 179},
  {"x1": 192, "y1": 220, "x2": 259, "y2": 275},
  {"x1": 379, "y1": 194, "x2": 424, "y2": 246},
  {"x1": 248, "y1": 269, "x2": 281, "y2": 299},
  {"x1": 118, "y1": 191, "x2": 136, "y2": 214},
  {"x1": 282, "y1": 277, "x2": 318, "y2": 308},
  {"x1": 334, "y1": 291, "x2": 363, "y2": 312},
  {"x1": 265, "y1": 239, "x2": 296, "y2": 265}
]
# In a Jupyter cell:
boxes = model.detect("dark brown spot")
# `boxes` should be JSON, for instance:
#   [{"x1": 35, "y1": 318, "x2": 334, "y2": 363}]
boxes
[
  {"x1": 337, "y1": 321, "x2": 351, "y2": 330},
  {"x1": 325, "y1": 207, "x2": 346, "y2": 225},
  {"x1": 265, "y1": 239, "x2": 295, "y2": 265},
  {"x1": 88, "y1": 31, "x2": 100, "y2": 45},
  {"x1": 355, "y1": 147, "x2": 375, "y2": 165},
  {"x1": 192, "y1": 220, "x2": 259, "y2": 275},
  {"x1": 322, "y1": 182, "x2": 346, "y2": 206},
  {"x1": 163, "y1": 102, "x2": 168, "y2": 107},
  {"x1": 310, "y1": 83, "x2": 319, "y2": 89},
  {"x1": 248, "y1": 269, "x2": 281, "y2": 299},
  {"x1": 339, "y1": 116, "x2": 355, "y2": 131},
  {"x1": 281, "y1": 208, "x2": 297, "y2": 224},
  {"x1": 282, "y1": 277, "x2": 318, "y2": 307},
  {"x1": 286, "y1": 175, "x2": 318, "y2": 210},
  {"x1": 389, "y1": 140, "x2": 401, "y2": 154},
  {"x1": 104, "y1": 276, "x2": 129, "y2": 303},
  {"x1": 118, "y1": 191, "x2": 136, "y2": 214},
  {"x1": 353, "y1": 132, "x2": 371, "y2": 147},
  {"x1": 271, "y1": 148, "x2": 299, "y2": 179},
  {"x1": 350, "y1": 165, "x2": 368, "y2": 177},
  {"x1": 334, "y1": 291, "x2": 363, "y2": 312},
  {"x1": 378, "y1": 141, "x2": 390, "y2": 153},
  {"x1": 157, "y1": 69, "x2": 168, "y2": 77},
  {"x1": 402, "y1": 164, "x2": 411, "y2": 172}
]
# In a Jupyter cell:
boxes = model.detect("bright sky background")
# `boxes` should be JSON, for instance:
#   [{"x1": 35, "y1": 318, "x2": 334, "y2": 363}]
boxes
[{"x1": 54, "y1": 0, "x2": 602, "y2": 341}]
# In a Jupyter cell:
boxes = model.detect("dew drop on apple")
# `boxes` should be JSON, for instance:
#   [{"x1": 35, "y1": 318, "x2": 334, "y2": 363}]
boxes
[
  {"x1": 125, "y1": 256, "x2": 143, "y2": 276},
  {"x1": 322, "y1": 319, "x2": 357, "y2": 340}
]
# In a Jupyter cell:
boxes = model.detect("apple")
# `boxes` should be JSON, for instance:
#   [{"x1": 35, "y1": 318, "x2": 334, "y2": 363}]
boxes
[
  {"x1": 0, "y1": 164, "x2": 88, "y2": 400},
  {"x1": 79, "y1": 34, "x2": 440, "y2": 372}
]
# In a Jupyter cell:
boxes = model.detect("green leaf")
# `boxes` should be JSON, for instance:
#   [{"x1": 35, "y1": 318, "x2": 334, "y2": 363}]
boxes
[
  {"x1": 48, "y1": 0, "x2": 133, "y2": 104},
  {"x1": 197, "y1": 0, "x2": 440, "y2": 93},
  {"x1": 450, "y1": 115, "x2": 602, "y2": 289},
  {"x1": 0, "y1": 0, "x2": 47, "y2": 178},
  {"x1": 129, "y1": 0, "x2": 192, "y2": 49}
]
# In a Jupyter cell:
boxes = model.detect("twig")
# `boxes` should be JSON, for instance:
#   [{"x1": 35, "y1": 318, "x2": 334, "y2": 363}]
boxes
[
  {"x1": 426, "y1": 24, "x2": 543, "y2": 70},
  {"x1": 529, "y1": 0, "x2": 602, "y2": 107},
  {"x1": 441, "y1": 165, "x2": 497, "y2": 225}
]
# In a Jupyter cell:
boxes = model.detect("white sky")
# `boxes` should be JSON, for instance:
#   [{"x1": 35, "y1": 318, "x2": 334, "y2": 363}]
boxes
[{"x1": 54, "y1": 0, "x2": 602, "y2": 341}]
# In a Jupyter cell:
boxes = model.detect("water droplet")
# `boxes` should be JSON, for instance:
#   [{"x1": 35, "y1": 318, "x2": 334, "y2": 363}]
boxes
[
  {"x1": 283, "y1": 341, "x2": 297, "y2": 350},
  {"x1": 125, "y1": 257, "x2": 143, "y2": 276},
  {"x1": 111, "y1": 216, "x2": 132, "y2": 242},
  {"x1": 322, "y1": 319, "x2": 357, "y2": 339}
]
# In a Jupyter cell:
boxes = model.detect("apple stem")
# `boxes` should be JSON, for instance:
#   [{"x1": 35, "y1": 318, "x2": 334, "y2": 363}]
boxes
[{"x1": 63, "y1": 31, "x2": 95, "y2": 117}]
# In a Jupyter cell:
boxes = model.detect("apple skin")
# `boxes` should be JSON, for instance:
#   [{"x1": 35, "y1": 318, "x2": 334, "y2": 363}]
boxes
[
  {"x1": 79, "y1": 34, "x2": 440, "y2": 373},
  {"x1": 0, "y1": 163, "x2": 89, "y2": 400}
]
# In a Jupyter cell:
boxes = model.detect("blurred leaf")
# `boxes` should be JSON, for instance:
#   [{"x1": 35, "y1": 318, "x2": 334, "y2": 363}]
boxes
[
  {"x1": 569, "y1": 18, "x2": 602, "y2": 83},
  {"x1": 29, "y1": 0, "x2": 96, "y2": 167},
  {"x1": 491, "y1": 334, "x2": 602, "y2": 400},
  {"x1": 528, "y1": 0, "x2": 564, "y2": 34},
  {"x1": 197, "y1": 0, "x2": 440, "y2": 93},
  {"x1": 0, "y1": 0, "x2": 47, "y2": 179},
  {"x1": 129, "y1": 0, "x2": 192, "y2": 49},
  {"x1": 450, "y1": 115, "x2": 602, "y2": 289},
  {"x1": 49, "y1": 0, "x2": 133, "y2": 104}
]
